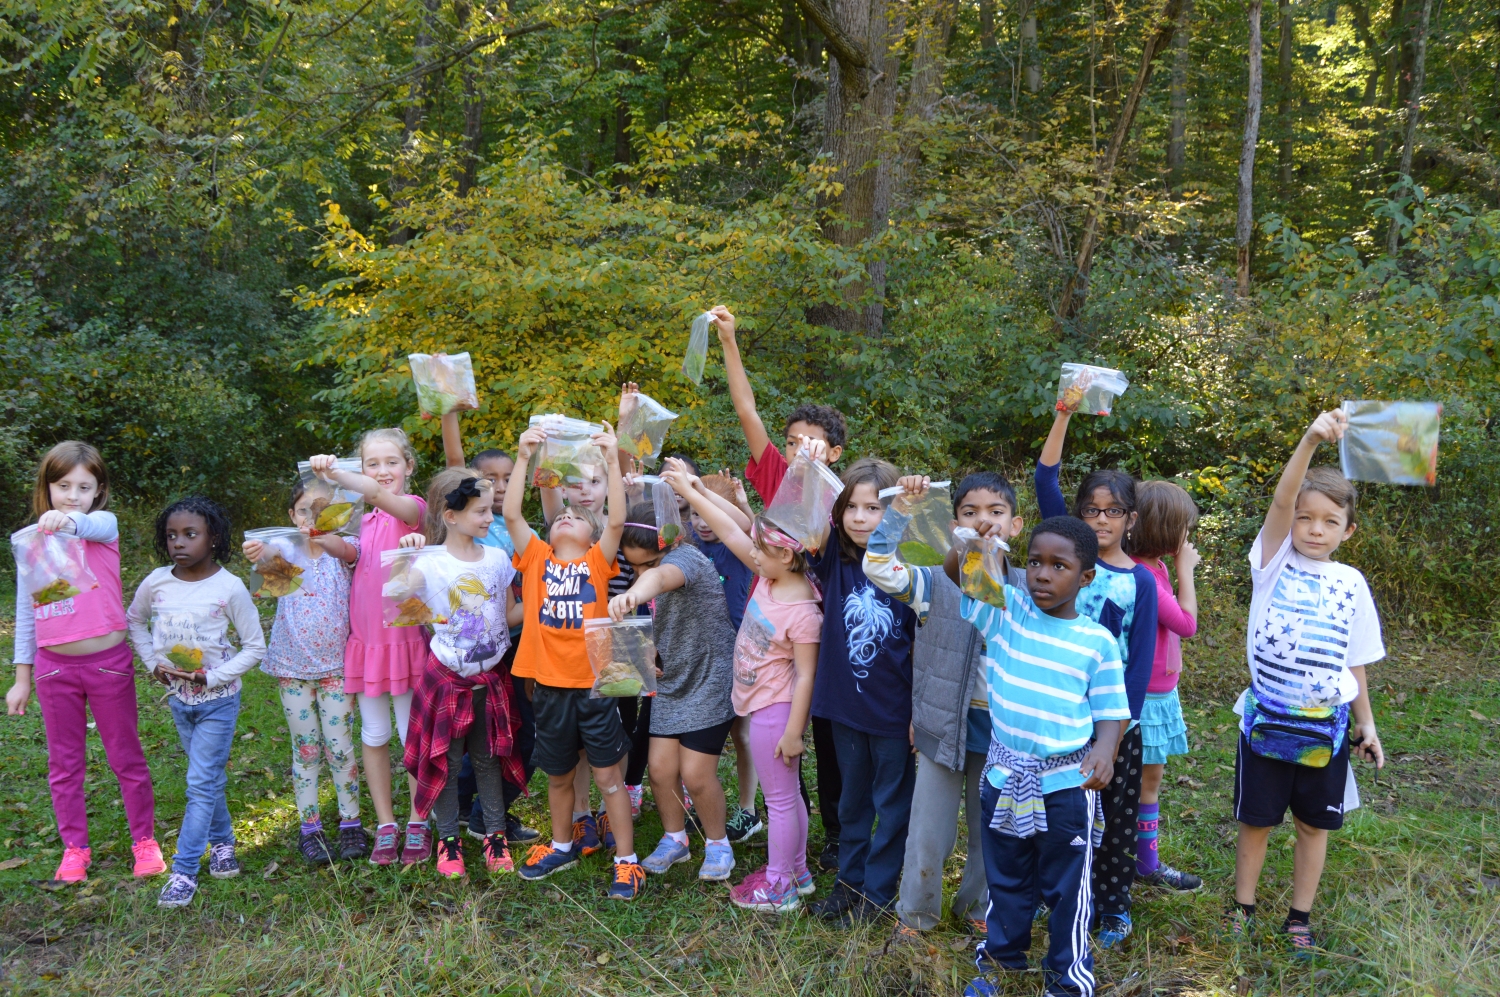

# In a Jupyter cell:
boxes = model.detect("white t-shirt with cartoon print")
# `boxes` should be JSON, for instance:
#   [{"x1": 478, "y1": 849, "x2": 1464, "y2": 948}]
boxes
[{"x1": 425, "y1": 546, "x2": 515, "y2": 678}]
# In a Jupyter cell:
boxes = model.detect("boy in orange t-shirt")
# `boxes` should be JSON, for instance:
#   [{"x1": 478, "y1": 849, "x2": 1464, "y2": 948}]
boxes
[{"x1": 503, "y1": 419, "x2": 644, "y2": 899}]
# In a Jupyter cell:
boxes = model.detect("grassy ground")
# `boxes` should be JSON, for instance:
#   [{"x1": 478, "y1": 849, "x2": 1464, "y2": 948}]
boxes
[{"x1": 2, "y1": 559, "x2": 1499, "y2": 995}]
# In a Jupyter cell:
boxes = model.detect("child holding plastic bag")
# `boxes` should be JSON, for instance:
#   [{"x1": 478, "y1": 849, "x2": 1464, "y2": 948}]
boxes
[
  {"x1": 400, "y1": 468, "x2": 525, "y2": 880},
  {"x1": 785, "y1": 448, "x2": 919, "y2": 926},
  {"x1": 241, "y1": 478, "x2": 363, "y2": 866},
  {"x1": 306, "y1": 428, "x2": 432, "y2": 868},
  {"x1": 1035, "y1": 406, "x2": 1159, "y2": 948},
  {"x1": 126, "y1": 497, "x2": 265, "y2": 908},
  {"x1": 671, "y1": 462, "x2": 823, "y2": 912},
  {"x1": 504, "y1": 420, "x2": 649, "y2": 900},
  {"x1": 862, "y1": 473, "x2": 1026, "y2": 937},
  {"x1": 1128, "y1": 481, "x2": 1204, "y2": 893},
  {"x1": 1231, "y1": 409, "x2": 1384, "y2": 956},
  {"x1": 6, "y1": 442, "x2": 166, "y2": 885},
  {"x1": 612, "y1": 461, "x2": 740, "y2": 884}
]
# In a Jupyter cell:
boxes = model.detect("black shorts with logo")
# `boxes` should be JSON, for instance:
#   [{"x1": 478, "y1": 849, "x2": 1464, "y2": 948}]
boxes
[
  {"x1": 530, "y1": 683, "x2": 634, "y2": 776},
  {"x1": 1233, "y1": 734, "x2": 1351, "y2": 831}
]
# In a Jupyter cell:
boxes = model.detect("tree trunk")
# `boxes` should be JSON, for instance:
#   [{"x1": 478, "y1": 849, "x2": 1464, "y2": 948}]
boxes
[
  {"x1": 1056, "y1": 0, "x2": 1183, "y2": 321},
  {"x1": 1277, "y1": 0, "x2": 1294, "y2": 191},
  {"x1": 390, "y1": 0, "x2": 442, "y2": 244},
  {"x1": 979, "y1": 0, "x2": 995, "y2": 48},
  {"x1": 1236, "y1": 0, "x2": 1263, "y2": 297},
  {"x1": 1388, "y1": 0, "x2": 1432, "y2": 253},
  {"x1": 1167, "y1": 0, "x2": 1192, "y2": 187},
  {"x1": 1021, "y1": 5, "x2": 1040, "y2": 95}
]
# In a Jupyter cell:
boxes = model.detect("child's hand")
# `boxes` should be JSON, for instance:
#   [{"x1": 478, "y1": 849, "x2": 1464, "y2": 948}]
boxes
[
  {"x1": 710, "y1": 305, "x2": 736, "y2": 345},
  {"x1": 1079, "y1": 740, "x2": 1116, "y2": 790},
  {"x1": 592, "y1": 420, "x2": 618, "y2": 456},
  {"x1": 1352, "y1": 724, "x2": 1384, "y2": 768},
  {"x1": 516, "y1": 426, "x2": 546, "y2": 462},
  {"x1": 1174, "y1": 539, "x2": 1201, "y2": 571},
  {"x1": 618, "y1": 382, "x2": 640, "y2": 420},
  {"x1": 661, "y1": 457, "x2": 696, "y2": 496},
  {"x1": 1304, "y1": 409, "x2": 1349, "y2": 446},
  {"x1": 891, "y1": 475, "x2": 929, "y2": 514},
  {"x1": 729, "y1": 473, "x2": 750, "y2": 510},
  {"x1": 774, "y1": 729, "x2": 805, "y2": 766},
  {"x1": 37, "y1": 510, "x2": 73, "y2": 534},
  {"x1": 242, "y1": 540, "x2": 265, "y2": 563},
  {"x1": 608, "y1": 591, "x2": 641, "y2": 621},
  {"x1": 397, "y1": 533, "x2": 427, "y2": 550},
  {"x1": 794, "y1": 434, "x2": 829, "y2": 464},
  {"x1": 308, "y1": 454, "x2": 342, "y2": 480},
  {"x1": 6, "y1": 678, "x2": 31, "y2": 716}
]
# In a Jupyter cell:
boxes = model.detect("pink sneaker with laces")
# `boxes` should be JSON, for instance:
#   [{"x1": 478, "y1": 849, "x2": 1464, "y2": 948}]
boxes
[
  {"x1": 54, "y1": 845, "x2": 91, "y2": 883},
  {"x1": 730, "y1": 866, "x2": 799, "y2": 913},
  {"x1": 132, "y1": 838, "x2": 167, "y2": 878},
  {"x1": 401, "y1": 821, "x2": 433, "y2": 866}
]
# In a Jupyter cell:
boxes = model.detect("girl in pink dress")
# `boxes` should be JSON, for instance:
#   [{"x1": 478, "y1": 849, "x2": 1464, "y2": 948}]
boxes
[{"x1": 307, "y1": 427, "x2": 431, "y2": 867}]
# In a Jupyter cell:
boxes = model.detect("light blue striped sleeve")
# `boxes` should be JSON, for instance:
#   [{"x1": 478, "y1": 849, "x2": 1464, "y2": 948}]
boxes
[
  {"x1": 1086, "y1": 633, "x2": 1131, "y2": 721},
  {"x1": 864, "y1": 504, "x2": 931, "y2": 623}
]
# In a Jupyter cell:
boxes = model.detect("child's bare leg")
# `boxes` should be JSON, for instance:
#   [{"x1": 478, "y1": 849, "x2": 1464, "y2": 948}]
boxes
[
  {"x1": 730, "y1": 716, "x2": 758, "y2": 812},
  {"x1": 1235, "y1": 822, "x2": 1273, "y2": 906},
  {"x1": 547, "y1": 770, "x2": 577, "y2": 845},
  {"x1": 1140, "y1": 763, "x2": 1164, "y2": 805},
  {"x1": 681, "y1": 748, "x2": 727, "y2": 840},
  {"x1": 593, "y1": 761, "x2": 635, "y2": 856},
  {"x1": 573, "y1": 752, "x2": 591, "y2": 814},
  {"x1": 1290, "y1": 818, "x2": 1329, "y2": 912},
  {"x1": 364, "y1": 743, "x2": 396, "y2": 826},
  {"x1": 649, "y1": 738, "x2": 685, "y2": 833}
]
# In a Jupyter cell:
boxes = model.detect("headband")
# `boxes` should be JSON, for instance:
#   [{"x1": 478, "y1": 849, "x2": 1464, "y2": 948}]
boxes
[
  {"x1": 624, "y1": 522, "x2": 658, "y2": 531},
  {"x1": 752, "y1": 520, "x2": 804, "y2": 552},
  {"x1": 444, "y1": 476, "x2": 487, "y2": 510}
]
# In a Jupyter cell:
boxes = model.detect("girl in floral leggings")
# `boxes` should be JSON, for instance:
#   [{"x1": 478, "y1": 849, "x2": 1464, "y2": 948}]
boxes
[{"x1": 242, "y1": 480, "x2": 365, "y2": 864}]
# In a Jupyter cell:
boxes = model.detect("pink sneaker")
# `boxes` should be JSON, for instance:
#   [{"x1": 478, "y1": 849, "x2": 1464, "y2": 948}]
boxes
[
  {"x1": 132, "y1": 838, "x2": 167, "y2": 878},
  {"x1": 730, "y1": 868, "x2": 799, "y2": 913},
  {"x1": 54, "y1": 845, "x2": 91, "y2": 884},
  {"x1": 626, "y1": 784, "x2": 643, "y2": 819},
  {"x1": 482, "y1": 834, "x2": 514, "y2": 874},
  {"x1": 401, "y1": 821, "x2": 433, "y2": 866},
  {"x1": 435, "y1": 836, "x2": 466, "y2": 879},
  {"x1": 369, "y1": 823, "x2": 400, "y2": 866}
]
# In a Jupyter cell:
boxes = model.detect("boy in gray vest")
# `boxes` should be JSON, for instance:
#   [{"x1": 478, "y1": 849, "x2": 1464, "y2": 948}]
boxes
[{"x1": 862, "y1": 472, "x2": 1025, "y2": 936}]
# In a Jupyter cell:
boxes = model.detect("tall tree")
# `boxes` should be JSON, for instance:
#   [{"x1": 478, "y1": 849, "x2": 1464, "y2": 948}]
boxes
[
  {"x1": 1388, "y1": 0, "x2": 1433, "y2": 252},
  {"x1": 1167, "y1": 0, "x2": 1193, "y2": 187},
  {"x1": 1236, "y1": 0, "x2": 1264, "y2": 296},
  {"x1": 1277, "y1": 0, "x2": 1294, "y2": 191}
]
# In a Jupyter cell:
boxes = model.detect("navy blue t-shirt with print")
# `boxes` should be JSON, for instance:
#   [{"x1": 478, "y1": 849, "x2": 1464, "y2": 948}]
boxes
[
  {"x1": 699, "y1": 538, "x2": 754, "y2": 632},
  {"x1": 807, "y1": 545, "x2": 917, "y2": 739}
]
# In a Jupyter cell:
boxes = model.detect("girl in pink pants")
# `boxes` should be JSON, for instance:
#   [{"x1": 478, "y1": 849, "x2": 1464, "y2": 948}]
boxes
[{"x1": 6, "y1": 442, "x2": 165, "y2": 883}]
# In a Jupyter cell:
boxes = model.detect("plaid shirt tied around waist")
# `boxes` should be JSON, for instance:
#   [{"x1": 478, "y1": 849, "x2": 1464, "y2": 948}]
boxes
[
  {"x1": 985, "y1": 739, "x2": 1105, "y2": 846},
  {"x1": 404, "y1": 654, "x2": 526, "y2": 819}
]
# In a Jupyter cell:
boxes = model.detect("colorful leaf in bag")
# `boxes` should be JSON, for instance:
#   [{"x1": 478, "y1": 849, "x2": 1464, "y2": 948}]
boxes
[
  {"x1": 1055, "y1": 363, "x2": 1130, "y2": 416},
  {"x1": 584, "y1": 617, "x2": 659, "y2": 699},
  {"x1": 897, "y1": 541, "x2": 947, "y2": 567},
  {"x1": 763, "y1": 451, "x2": 843, "y2": 554},
  {"x1": 9, "y1": 525, "x2": 100, "y2": 610},
  {"x1": 1339, "y1": 400, "x2": 1441, "y2": 486},
  {"x1": 682, "y1": 312, "x2": 711, "y2": 385},
  {"x1": 245, "y1": 527, "x2": 314, "y2": 599},
  {"x1": 879, "y1": 481, "x2": 954, "y2": 568},
  {"x1": 379, "y1": 547, "x2": 451, "y2": 627},
  {"x1": 165, "y1": 645, "x2": 205, "y2": 671},
  {"x1": 408, "y1": 352, "x2": 479, "y2": 417},
  {"x1": 616, "y1": 392, "x2": 679, "y2": 467},
  {"x1": 296, "y1": 459, "x2": 366, "y2": 537},
  {"x1": 953, "y1": 528, "x2": 1008, "y2": 608},
  {"x1": 647, "y1": 475, "x2": 685, "y2": 550},
  {"x1": 528, "y1": 414, "x2": 606, "y2": 488}
]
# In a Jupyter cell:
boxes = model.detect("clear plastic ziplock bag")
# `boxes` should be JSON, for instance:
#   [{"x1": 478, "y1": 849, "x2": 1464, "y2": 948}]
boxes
[
  {"x1": 877, "y1": 481, "x2": 953, "y2": 567},
  {"x1": 1056, "y1": 363, "x2": 1130, "y2": 416},
  {"x1": 584, "y1": 617, "x2": 659, "y2": 699},
  {"x1": 9, "y1": 525, "x2": 100, "y2": 609},
  {"x1": 1339, "y1": 400, "x2": 1442, "y2": 486},
  {"x1": 296, "y1": 459, "x2": 366, "y2": 537},
  {"x1": 763, "y1": 450, "x2": 844, "y2": 554},
  {"x1": 244, "y1": 527, "x2": 315, "y2": 599},
  {"x1": 952, "y1": 527, "x2": 1010, "y2": 608},
  {"x1": 409, "y1": 351, "x2": 479, "y2": 417},
  {"x1": 528, "y1": 414, "x2": 606, "y2": 489},
  {"x1": 650, "y1": 476, "x2": 684, "y2": 549},
  {"x1": 683, "y1": 312, "x2": 712, "y2": 385},
  {"x1": 379, "y1": 547, "x2": 452, "y2": 628},
  {"x1": 617, "y1": 392, "x2": 679, "y2": 467},
  {"x1": 151, "y1": 604, "x2": 218, "y2": 673}
]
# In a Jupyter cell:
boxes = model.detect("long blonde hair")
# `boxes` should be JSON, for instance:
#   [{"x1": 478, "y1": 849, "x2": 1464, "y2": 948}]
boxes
[
  {"x1": 424, "y1": 467, "x2": 481, "y2": 545},
  {"x1": 32, "y1": 441, "x2": 110, "y2": 518}
]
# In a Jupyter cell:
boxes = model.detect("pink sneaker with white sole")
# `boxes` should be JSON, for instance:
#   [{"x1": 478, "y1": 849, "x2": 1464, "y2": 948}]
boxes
[
  {"x1": 132, "y1": 838, "x2": 167, "y2": 877},
  {"x1": 54, "y1": 845, "x2": 91, "y2": 884}
]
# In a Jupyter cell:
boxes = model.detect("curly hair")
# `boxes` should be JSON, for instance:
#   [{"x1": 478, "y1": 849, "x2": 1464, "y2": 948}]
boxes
[
  {"x1": 783, "y1": 404, "x2": 848, "y2": 450},
  {"x1": 1030, "y1": 515, "x2": 1101, "y2": 571},
  {"x1": 154, "y1": 496, "x2": 233, "y2": 566}
]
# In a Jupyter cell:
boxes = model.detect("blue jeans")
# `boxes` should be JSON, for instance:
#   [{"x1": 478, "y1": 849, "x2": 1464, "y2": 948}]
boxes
[
  {"x1": 829, "y1": 721, "x2": 916, "y2": 909},
  {"x1": 168, "y1": 693, "x2": 240, "y2": 876}
]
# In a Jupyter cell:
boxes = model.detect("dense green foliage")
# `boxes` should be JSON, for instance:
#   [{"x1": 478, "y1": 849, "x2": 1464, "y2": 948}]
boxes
[{"x1": 2, "y1": 0, "x2": 1497, "y2": 619}]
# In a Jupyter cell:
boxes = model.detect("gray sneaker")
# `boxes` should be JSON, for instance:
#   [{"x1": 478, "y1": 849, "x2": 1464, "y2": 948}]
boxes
[
  {"x1": 1140, "y1": 864, "x2": 1203, "y2": 892},
  {"x1": 157, "y1": 872, "x2": 198, "y2": 908},
  {"x1": 208, "y1": 841, "x2": 240, "y2": 880}
]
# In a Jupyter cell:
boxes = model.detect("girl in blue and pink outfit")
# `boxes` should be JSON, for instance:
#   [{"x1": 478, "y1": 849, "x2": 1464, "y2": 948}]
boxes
[
  {"x1": 308, "y1": 427, "x2": 431, "y2": 867},
  {"x1": 6, "y1": 442, "x2": 165, "y2": 884}
]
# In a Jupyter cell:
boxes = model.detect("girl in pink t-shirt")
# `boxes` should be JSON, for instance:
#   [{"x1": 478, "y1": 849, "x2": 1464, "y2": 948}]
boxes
[
  {"x1": 1129, "y1": 480, "x2": 1202, "y2": 891},
  {"x1": 672, "y1": 473, "x2": 823, "y2": 913},
  {"x1": 306, "y1": 427, "x2": 430, "y2": 867},
  {"x1": 6, "y1": 442, "x2": 165, "y2": 884}
]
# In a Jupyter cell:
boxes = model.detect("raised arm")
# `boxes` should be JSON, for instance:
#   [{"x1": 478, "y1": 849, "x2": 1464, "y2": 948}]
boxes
[
  {"x1": 597, "y1": 420, "x2": 625, "y2": 563},
  {"x1": 441, "y1": 411, "x2": 466, "y2": 468},
  {"x1": 711, "y1": 306, "x2": 773, "y2": 464},
  {"x1": 1261, "y1": 409, "x2": 1347, "y2": 566},
  {"x1": 1034, "y1": 410, "x2": 1072, "y2": 519},
  {"x1": 862, "y1": 476, "x2": 932, "y2": 620},
  {"x1": 310, "y1": 454, "x2": 423, "y2": 528},
  {"x1": 1160, "y1": 541, "x2": 1199, "y2": 637},
  {"x1": 504, "y1": 426, "x2": 544, "y2": 558},
  {"x1": 663, "y1": 459, "x2": 755, "y2": 569}
]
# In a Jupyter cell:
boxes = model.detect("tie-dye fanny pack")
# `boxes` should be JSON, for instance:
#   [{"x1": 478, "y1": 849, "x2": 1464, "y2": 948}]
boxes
[{"x1": 1242, "y1": 688, "x2": 1349, "y2": 769}]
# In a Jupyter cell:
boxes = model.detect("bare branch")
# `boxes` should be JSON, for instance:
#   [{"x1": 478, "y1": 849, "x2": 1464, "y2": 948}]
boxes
[{"x1": 791, "y1": 0, "x2": 870, "y2": 70}]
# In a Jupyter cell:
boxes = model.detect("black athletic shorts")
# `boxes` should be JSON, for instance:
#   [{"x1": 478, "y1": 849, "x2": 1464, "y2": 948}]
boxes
[
  {"x1": 651, "y1": 715, "x2": 736, "y2": 756},
  {"x1": 1233, "y1": 733, "x2": 1351, "y2": 831},
  {"x1": 530, "y1": 684, "x2": 634, "y2": 776}
]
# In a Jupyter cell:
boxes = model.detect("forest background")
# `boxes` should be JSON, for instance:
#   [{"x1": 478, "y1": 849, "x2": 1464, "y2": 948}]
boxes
[{"x1": 2, "y1": 0, "x2": 1498, "y2": 618}]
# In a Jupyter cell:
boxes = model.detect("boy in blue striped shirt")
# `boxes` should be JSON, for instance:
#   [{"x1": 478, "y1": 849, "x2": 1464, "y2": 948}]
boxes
[{"x1": 951, "y1": 517, "x2": 1129, "y2": 997}]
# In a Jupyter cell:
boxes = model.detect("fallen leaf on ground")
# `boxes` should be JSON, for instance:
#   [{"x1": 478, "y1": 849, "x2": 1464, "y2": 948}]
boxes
[
  {"x1": 0, "y1": 857, "x2": 29, "y2": 870},
  {"x1": 261, "y1": 861, "x2": 279, "y2": 879}
]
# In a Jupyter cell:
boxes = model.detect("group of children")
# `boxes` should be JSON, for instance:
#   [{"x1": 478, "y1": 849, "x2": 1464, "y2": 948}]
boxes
[{"x1": 6, "y1": 309, "x2": 1386, "y2": 997}]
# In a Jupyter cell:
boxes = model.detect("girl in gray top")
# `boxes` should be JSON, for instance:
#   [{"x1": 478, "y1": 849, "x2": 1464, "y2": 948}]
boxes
[{"x1": 607, "y1": 480, "x2": 741, "y2": 884}]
